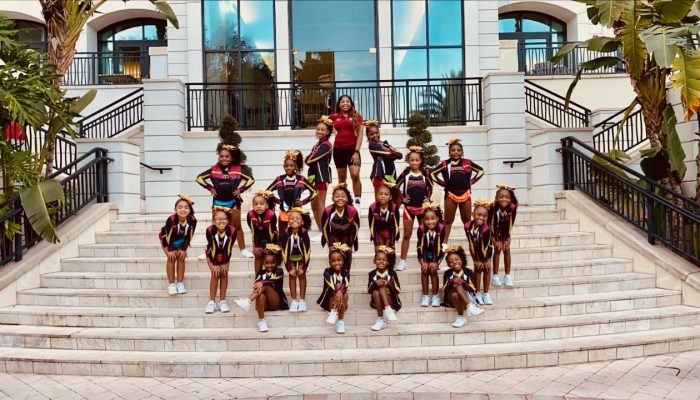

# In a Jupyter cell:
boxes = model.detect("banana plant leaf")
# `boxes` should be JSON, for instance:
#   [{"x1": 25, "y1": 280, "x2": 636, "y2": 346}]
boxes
[{"x1": 18, "y1": 179, "x2": 64, "y2": 244}]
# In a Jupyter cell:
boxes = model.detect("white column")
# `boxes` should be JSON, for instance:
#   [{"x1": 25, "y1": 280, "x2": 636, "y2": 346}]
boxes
[
  {"x1": 142, "y1": 79, "x2": 186, "y2": 213},
  {"x1": 166, "y1": 0, "x2": 190, "y2": 82},
  {"x1": 483, "y1": 72, "x2": 528, "y2": 203},
  {"x1": 149, "y1": 46, "x2": 168, "y2": 79},
  {"x1": 274, "y1": 0, "x2": 292, "y2": 128},
  {"x1": 377, "y1": 0, "x2": 394, "y2": 127},
  {"x1": 186, "y1": 0, "x2": 204, "y2": 83}
]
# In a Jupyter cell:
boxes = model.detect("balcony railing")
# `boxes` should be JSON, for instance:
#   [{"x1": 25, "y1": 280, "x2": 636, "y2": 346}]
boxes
[
  {"x1": 186, "y1": 78, "x2": 483, "y2": 131},
  {"x1": 63, "y1": 51, "x2": 150, "y2": 86},
  {"x1": 519, "y1": 43, "x2": 624, "y2": 76}
]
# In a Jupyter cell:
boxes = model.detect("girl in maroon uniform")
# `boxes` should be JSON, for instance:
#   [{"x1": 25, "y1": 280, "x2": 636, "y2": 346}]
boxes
[
  {"x1": 266, "y1": 150, "x2": 317, "y2": 232},
  {"x1": 465, "y1": 199, "x2": 494, "y2": 305},
  {"x1": 416, "y1": 202, "x2": 445, "y2": 307},
  {"x1": 442, "y1": 245, "x2": 483, "y2": 328},
  {"x1": 367, "y1": 184, "x2": 401, "y2": 251},
  {"x1": 317, "y1": 243, "x2": 352, "y2": 334},
  {"x1": 365, "y1": 120, "x2": 402, "y2": 194},
  {"x1": 159, "y1": 194, "x2": 197, "y2": 296},
  {"x1": 367, "y1": 246, "x2": 402, "y2": 331},
  {"x1": 306, "y1": 116, "x2": 334, "y2": 240},
  {"x1": 489, "y1": 184, "x2": 518, "y2": 287},
  {"x1": 204, "y1": 207, "x2": 236, "y2": 314},
  {"x1": 280, "y1": 208, "x2": 312, "y2": 313},
  {"x1": 246, "y1": 190, "x2": 278, "y2": 275},
  {"x1": 321, "y1": 183, "x2": 360, "y2": 272}
]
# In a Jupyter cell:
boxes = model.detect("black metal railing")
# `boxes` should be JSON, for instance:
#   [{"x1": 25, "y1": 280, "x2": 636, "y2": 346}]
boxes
[
  {"x1": 519, "y1": 42, "x2": 624, "y2": 76},
  {"x1": 186, "y1": 78, "x2": 483, "y2": 130},
  {"x1": 592, "y1": 107, "x2": 646, "y2": 153},
  {"x1": 17, "y1": 126, "x2": 77, "y2": 174},
  {"x1": 63, "y1": 51, "x2": 150, "y2": 86},
  {"x1": 525, "y1": 80, "x2": 591, "y2": 127},
  {"x1": 561, "y1": 137, "x2": 700, "y2": 265},
  {"x1": 0, "y1": 148, "x2": 111, "y2": 266},
  {"x1": 79, "y1": 88, "x2": 144, "y2": 138}
]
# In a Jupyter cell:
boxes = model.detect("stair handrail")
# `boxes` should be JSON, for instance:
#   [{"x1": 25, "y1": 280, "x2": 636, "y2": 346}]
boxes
[
  {"x1": 524, "y1": 79, "x2": 591, "y2": 127},
  {"x1": 78, "y1": 87, "x2": 144, "y2": 139},
  {"x1": 592, "y1": 106, "x2": 646, "y2": 153}
]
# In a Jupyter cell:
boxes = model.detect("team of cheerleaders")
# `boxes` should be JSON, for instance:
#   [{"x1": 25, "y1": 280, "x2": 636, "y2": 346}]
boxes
[{"x1": 160, "y1": 111, "x2": 518, "y2": 334}]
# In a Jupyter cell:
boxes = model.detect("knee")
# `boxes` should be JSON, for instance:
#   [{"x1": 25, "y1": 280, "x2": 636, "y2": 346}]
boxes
[
  {"x1": 220, "y1": 271, "x2": 228, "y2": 279},
  {"x1": 402, "y1": 231, "x2": 412, "y2": 240},
  {"x1": 176, "y1": 252, "x2": 186, "y2": 261},
  {"x1": 444, "y1": 214, "x2": 456, "y2": 224}
]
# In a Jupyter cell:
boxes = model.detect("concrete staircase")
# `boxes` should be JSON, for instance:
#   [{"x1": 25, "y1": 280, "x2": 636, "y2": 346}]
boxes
[{"x1": 1, "y1": 207, "x2": 699, "y2": 377}]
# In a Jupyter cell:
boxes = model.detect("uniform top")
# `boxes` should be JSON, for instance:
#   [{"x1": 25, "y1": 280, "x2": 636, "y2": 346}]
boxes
[{"x1": 330, "y1": 112, "x2": 363, "y2": 150}]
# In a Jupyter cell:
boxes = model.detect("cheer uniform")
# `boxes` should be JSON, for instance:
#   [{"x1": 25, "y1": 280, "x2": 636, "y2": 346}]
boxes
[
  {"x1": 159, "y1": 214, "x2": 197, "y2": 251},
  {"x1": 196, "y1": 163, "x2": 255, "y2": 209},
  {"x1": 464, "y1": 221, "x2": 494, "y2": 264},
  {"x1": 396, "y1": 169, "x2": 433, "y2": 221},
  {"x1": 317, "y1": 268, "x2": 350, "y2": 312},
  {"x1": 441, "y1": 268, "x2": 476, "y2": 308},
  {"x1": 367, "y1": 202, "x2": 401, "y2": 247},
  {"x1": 431, "y1": 158, "x2": 484, "y2": 203},
  {"x1": 368, "y1": 139, "x2": 402, "y2": 187},
  {"x1": 265, "y1": 174, "x2": 317, "y2": 222},
  {"x1": 367, "y1": 269, "x2": 402, "y2": 311},
  {"x1": 204, "y1": 224, "x2": 236, "y2": 265},
  {"x1": 246, "y1": 209, "x2": 278, "y2": 249},
  {"x1": 280, "y1": 227, "x2": 311, "y2": 273},
  {"x1": 305, "y1": 139, "x2": 333, "y2": 191},
  {"x1": 488, "y1": 202, "x2": 518, "y2": 242},
  {"x1": 416, "y1": 222, "x2": 446, "y2": 264},
  {"x1": 254, "y1": 268, "x2": 289, "y2": 310}
]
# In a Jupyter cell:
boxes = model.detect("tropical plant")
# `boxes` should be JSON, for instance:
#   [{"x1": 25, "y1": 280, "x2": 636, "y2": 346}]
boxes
[
  {"x1": 554, "y1": 0, "x2": 700, "y2": 200},
  {"x1": 218, "y1": 115, "x2": 253, "y2": 177},
  {"x1": 406, "y1": 112, "x2": 439, "y2": 167},
  {"x1": 419, "y1": 71, "x2": 465, "y2": 125}
]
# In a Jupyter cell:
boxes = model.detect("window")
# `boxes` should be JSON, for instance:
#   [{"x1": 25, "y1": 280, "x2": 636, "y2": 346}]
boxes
[
  {"x1": 13, "y1": 20, "x2": 47, "y2": 52},
  {"x1": 499, "y1": 12, "x2": 567, "y2": 74}
]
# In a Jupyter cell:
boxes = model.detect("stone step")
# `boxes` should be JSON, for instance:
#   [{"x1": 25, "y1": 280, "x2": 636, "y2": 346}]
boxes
[
  {"x1": 1, "y1": 326, "x2": 698, "y2": 377},
  {"x1": 83, "y1": 232, "x2": 596, "y2": 256},
  {"x1": 1, "y1": 306, "x2": 698, "y2": 352},
  {"x1": 0, "y1": 288, "x2": 680, "y2": 328},
  {"x1": 60, "y1": 244, "x2": 614, "y2": 273},
  {"x1": 41, "y1": 258, "x2": 633, "y2": 290}
]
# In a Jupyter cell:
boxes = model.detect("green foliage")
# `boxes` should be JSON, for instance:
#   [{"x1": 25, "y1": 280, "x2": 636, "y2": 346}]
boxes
[
  {"x1": 19, "y1": 179, "x2": 64, "y2": 244},
  {"x1": 218, "y1": 115, "x2": 253, "y2": 177},
  {"x1": 661, "y1": 105, "x2": 687, "y2": 180},
  {"x1": 405, "y1": 112, "x2": 439, "y2": 167}
]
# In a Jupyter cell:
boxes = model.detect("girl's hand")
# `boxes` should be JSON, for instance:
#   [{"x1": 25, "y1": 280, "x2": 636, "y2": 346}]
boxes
[
  {"x1": 289, "y1": 269, "x2": 297, "y2": 278},
  {"x1": 402, "y1": 195, "x2": 411, "y2": 204},
  {"x1": 293, "y1": 199, "x2": 303, "y2": 207},
  {"x1": 429, "y1": 262, "x2": 438, "y2": 273},
  {"x1": 376, "y1": 279, "x2": 386, "y2": 287},
  {"x1": 209, "y1": 264, "x2": 220, "y2": 277},
  {"x1": 253, "y1": 247, "x2": 263, "y2": 257},
  {"x1": 166, "y1": 250, "x2": 176, "y2": 262},
  {"x1": 233, "y1": 189, "x2": 241, "y2": 196},
  {"x1": 209, "y1": 188, "x2": 217, "y2": 197},
  {"x1": 253, "y1": 282, "x2": 263, "y2": 290},
  {"x1": 221, "y1": 263, "x2": 229, "y2": 274},
  {"x1": 420, "y1": 261, "x2": 429, "y2": 274},
  {"x1": 176, "y1": 250, "x2": 186, "y2": 260},
  {"x1": 453, "y1": 277, "x2": 463, "y2": 285},
  {"x1": 484, "y1": 260, "x2": 492, "y2": 272},
  {"x1": 504, "y1": 239, "x2": 511, "y2": 251}
]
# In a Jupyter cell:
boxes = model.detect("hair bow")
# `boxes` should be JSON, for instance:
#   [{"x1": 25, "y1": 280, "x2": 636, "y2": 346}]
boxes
[
  {"x1": 473, "y1": 198, "x2": 491, "y2": 208},
  {"x1": 289, "y1": 207, "x2": 308, "y2": 215},
  {"x1": 422, "y1": 201, "x2": 440, "y2": 211},
  {"x1": 265, "y1": 243, "x2": 283, "y2": 253},
  {"x1": 445, "y1": 138, "x2": 461, "y2": 145},
  {"x1": 255, "y1": 189, "x2": 274, "y2": 198},
  {"x1": 362, "y1": 119, "x2": 380, "y2": 127},
  {"x1": 211, "y1": 205, "x2": 231, "y2": 213},
  {"x1": 408, "y1": 146, "x2": 424, "y2": 153},
  {"x1": 375, "y1": 245, "x2": 395, "y2": 254},
  {"x1": 496, "y1": 183, "x2": 515, "y2": 191},
  {"x1": 220, "y1": 144, "x2": 237, "y2": 151},
  {"x1": 381, "y1": 181, "x2": 397, "y2": 188},
  {"x1": 331, "y1": 182, "x2": 348, "y2": 191},
  {"x1": 444, "y1": 245, "x2": 464, "y2": 254},
  {"x1": 285, "y1": 150, "x2": 300, "y2": 159},
  {"x1": 331, "y1": 243, "x2": 351, "y2": 253},
  {"x1": 318, "y1": 115, "x2": 334, "y2": 125},
  {"x1": 178, "y1": 193, "x2": 194, "y2": 205}
]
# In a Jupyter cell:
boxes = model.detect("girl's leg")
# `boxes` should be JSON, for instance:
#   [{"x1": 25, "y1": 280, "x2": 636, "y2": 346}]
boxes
[
  {"x1": 474, "y1": 271, "x2": 482, "y2": 293},
  {"x1": 338, "y1": 292, "x2": 349, "y2": 320},
  {"x1": 421, "y1": 271, "x2": 429, "y2": 296},
  {"x1": 166, "y1": 258, "x2": 175, "y2": 284},
  {"x1": 262, "y1": 286, "x2": 280, "y2": 310},
  {"x1": 455, "y1": 285, "x2": 470, "y2": 306},
  {"x1": 457, "y1": 200, "x2": 471, "y2": 225},
  {"x1": 255, "y1": 292, "x2": 266, "y2": 319},
  {"x1": 288, "y1": 272, "x2": 298, "y2": 301},
  {"x1": 278, "y1": 220, "x2": 288, "y2": 234},
  {"x1": 430, "y1": 271, "x2": 439, "y2": 296},
  {"x1": 504, "y1": 248, "x2": 512, "y2": 275},
  {"x1": 450, "y1": 292, "x2": 465, "y2": 316},
  {"x1": 254, "y1": 257, "x2": 262, "y2": 276},
  {"x1": 299, "y1": 270, "x2": 307, "y2": 299},
  {"x1": 400, "y1": 218, "x2": 414, "y2": 261},
  {"x1": 377, "y1": 235, "x2": 389, "y2": 248},
  {"x1": 312, "y1": 190, "x2": 326, "y2": 231},
  {"x1": 483, "y1": 265, "x2": 492, "y2": 293},
  {"x1": 209, "y1": 271, "x2": 218, "y2": 301},
  {"x1": 443, "y1": 197, "x2": 457, "y2": 243},
  {"x1": 349, "y1": 165, "x2": 362, "y2": 198},
  {"x1": 231, "y1": 209, "x2": 246, "y2": 250},
  {"x1": 337, "y1": 167, "x2": 348, "y2": 185},
  {"x1": 377, "y1": 287, "x2": 391, "y2": 309},
  {"x1": 176, "y1": 252, "x2": 186, "y2": 283},
  {"x1": 219, "y1": 270, "x2": 228, "y2": 301},
  {"x1": 493, "y1": 247, "x2": 502, "y2": 277},
  {"x1": 371, "y1": 290, "x2": 384, "y2": 317}
]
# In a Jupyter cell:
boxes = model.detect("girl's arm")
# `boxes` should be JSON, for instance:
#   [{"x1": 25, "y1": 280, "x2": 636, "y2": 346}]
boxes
[
  {"x1": 470, "y1": 161, "x2": 485, "y2": 186},
  {"x1": 302, "y1": 231, "x2": 311, "y2": 264},
  {"x1": 279, "y1": 232, "x2": 289, "y2": 263},
  {"x1": 159, "y1": 220, "x2": 172, "y2": 249},
  {"x1": 415, "y1": 226, "x2": 424, "y2": 261},
  {"x1": 265, "y1": 178, "x2": 281, "y2": 204},
  {"x1": 395, "y1": 171, "x2": 407, "y2": 203},
  {"x1": 320, "y1": 208, "x2": 330, "y2": 248},
  {"x1": 390, "y1": 271, "x2": 401, "y2": 293},
  {"x1": 306, "y1": 142, "x2": 332, "y2": 164},
  {"x1": 392, "y1": 205, "x2": 402, "y2": 241},
  {"x1": 368, "y1": 141, "x2": 398, "y2": 161},
  {"x1": 511, "y1": 204, "x2": 518, "y2": 227},
  {"x1": 205, "y1": 228, "x2": 216, "y2": 264},
  {"x1": 430, "y1": 162, "x2": 446, "y2": 187},
  {"x1": 352, "y1": 115, "x2": 364, "y2": 156},
  {"x1": 367, "y1": 272, "x2": 375, "y2": 293},
  {"x1": 351, "y1": 209, "x2": 360, "y2": 250},
  {"x1": 238, "y1": 171, "x2": 256, "y2": 193},
  {"x1": 437, "y1": 225, "x2": 446, "y2": 262},
  {"x1": 299, "y1": 178, "x2": 318, "y2": 205},
  {"x1": 483, "y1": 230, "x2": 494, "y2": 260},
  {"x1": 195, "y1": 168, "x2": 214, "y2": 190},
  {"x1": 270, "y1": 213, "x2": 279, "y2": 243},
  {"x1": 367, "y1": 205, "x2": 375, "y2": 242}
]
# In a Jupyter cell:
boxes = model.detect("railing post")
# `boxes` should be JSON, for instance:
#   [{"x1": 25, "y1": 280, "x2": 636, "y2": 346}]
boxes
[
  {"x1": 646, "y1": 185, "x2": 656, "y2": 245},
  {"x1": 13, "y1": 199, "x2": 22, "y2": 262},
  {"x1": 561, "y1": 137, "x2": 572, "y2": 190}
]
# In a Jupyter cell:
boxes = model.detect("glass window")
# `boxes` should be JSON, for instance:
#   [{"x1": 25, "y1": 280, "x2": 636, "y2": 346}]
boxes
[
  {"x1": 392, "y1": 1, "x2": 426, "y2": 47},
  {"x1": 335, "y1": 51, "x2": 377, "y2": 81},
  {"x1": 499, "y1": 17, "x2": 516, "y2": 33},
  {"x1": 115, "y1": 25, "x2": 144, "y2": 41},
  {"x1": 203, "y1": 0, "x2": 238, "y2": 50},
  {"x1": 239, "y1": 0, "x2": 275, "y2": 50},
  {"x1": 394, "y1": 49, "x2": 427, "y2": 80},
  {"x1": 428, "y1": 0, "x2": 461, "y2": 46},
  {"x1": 240, "y1": 51, "x2": 276, "y2": 82},
  {"x1": 14, "y1": 20, "x2": 47, "y2": 51},
  {"x1": 429, "y1": 48, "x2": 463, "y2": 79}
]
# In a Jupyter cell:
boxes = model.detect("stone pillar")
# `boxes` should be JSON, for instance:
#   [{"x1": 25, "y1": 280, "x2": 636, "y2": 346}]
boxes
[
  {"x1": 76, "y1": 140, "x2": 141, "y2": 216},
  {"x1": 149, "y1": 47, "x2": 168, "y2": 80},
  {"x1": 274, "y1": 1, "x2": 292, "y2": 128},
  {"x1": 483, "y1": 72, "x2": 528, "y2": 203},
  {"x1": 142, "y1": 79, "x2": 186, "y2": 213},
  {"x1": 529, "y1": 128, "x2": 593, "y2": 206}
]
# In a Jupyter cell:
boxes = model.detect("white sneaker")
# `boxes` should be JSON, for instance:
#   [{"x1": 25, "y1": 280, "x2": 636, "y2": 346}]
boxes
[
  {"x1": 482, "y1": 293, "x2": 493, "y2": 305},
  {"x1": 326, "y1": 310, "x2": 338, "y2": 324},
  {"x1": 431, "y1": 295, "x2": 441, "y2": 307},
  {"x1": 311, "y1": 234, "x2": 323, "y2": 243},
  {"x1": 289, "y1": 300, "x2": 299, "y2": 313},
  {"x1": 467, "y1": 303, "x2": 484, "y2": 317},
  {"x1": 492, "y1": 275, "x2": 502, "y2": 286},
  {"x1": 354, "y1": 202, "x2": 362, "y2": 218},
  {"x1": 297, "y1": 299, "x2": 307, "y2": 312},
  {"x1": 335, "y1": 320, "x2": 346, "y2": 334},
  {"x1": 475, "y1": 292, "x2": 484, "y2": 305},
  {"x1": 396, "y1": 259, "x2": 407, "y2": 271},
  {"x1": 371, "y1": 317, "x2": 386, "y2": 331},
  {"x1": 176, "y1": 282, "x2": 186, "y2": 294},
  {"x1": 420, "y1": 295, "x2": 431, "y2": 307},
  {"x1": 218, "y1": 300, "x2": 230, "y2": 313},
  {"x1": 240, "y1": 248, "x2": 254, "y2": 258},
  {"x1": 504, "y1": 274, "x2": 514, "y2": 287},
  {"x1": 168, "y1": 283, "x2": 177, "y2": 295},
  {"x1": 197, "y1": 253, "x2": 206, "y2": 261},
  {"x1": 441, "y1": 243, "x2": 448, "y2": 251},
  {"x1": 452, "y1": 316, "x2": 467, "y2": 328},
  {"x1": 258, "y1": 319, "x2": 269, "y2": 332},
  {"x1": 234, "y1": 298, "x2": 251, "y2": 312},
  {"x1": 384, "y1": 307, "x2": 397, "y2": 321},
  {"x1": 205, "y1": 300, "x2": 217, "y2": 314}
]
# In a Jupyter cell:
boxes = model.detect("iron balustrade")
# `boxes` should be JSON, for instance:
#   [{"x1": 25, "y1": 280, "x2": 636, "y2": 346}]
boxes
[
  {"x1": 525, "y1": 80, "x2": 591, "y2": 127},
  {"x1": 79, "y1": 88, "x2": 144, "y2": 138},
  {"x1": 186, "y1": 78, "x2": 483, "y2": 131},
  {"x1": 561, "y1": 137, "x2": 700, "y2": 266},
  {"x1": 592, "y1": 107, "x2": 646, "y2": 153},
  {"x1": 0, "y1": 148, "x2": 111, "y2": 266},
  {"x1": 519, "y1": 42, "x2": 624, "y2": 76},
  {"x1": 16, "y1": 126, "x2": 77, "y2": 174},
  {"x1": 63, "y1": 51, "x2": 150, "y2": 86}
]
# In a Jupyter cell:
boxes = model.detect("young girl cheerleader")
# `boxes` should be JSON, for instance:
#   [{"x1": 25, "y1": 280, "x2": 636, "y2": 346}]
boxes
[
  {"x1": 330, "y1": 95, "x2": 363, "y2": 214},
  {"x1": 204, "y1": 207, "x2": 236, "y2": 314},
  {"x1": 234, "y1": 244, "x2": 289, "y2": 332},
  {"x1": 366, "y1": 120, "x2": 402, "y2": 195},
  {"x1": 465, "y1": 199, "x2": 495, "y2": 305},
  {"x1": 489, "y1": 184, "x2": 518, "y2": 287},
  {"x1": 280, "y1": 208, "x2": 312, "y2": 313},
  {"x1": 317, "y1": 243, "x2": 352, "y2": 334},
  {"x1": 367, "y1": 246, "x2": 402, "y2": 331},
  {"x1": 367, "y1": 183, "x2": 401, "y2": 251},
  {"x1": 266, "y1": 150, "x2": 317, "y2": 233},
  {"x1": 431, "y1": 138, "x2": 484, "y2": 247},
  {"x1": 442, "y1": 245, "x2": 483, "y2": 328},
  {"x1": 196, "y1": 143, "x2": 256, "y2": 258},
  {"x1": 246, "y1": 189, "x2": 278, "y2": 275},
  {"x1": 417, "y1": 202, "x2": 446, "y2": 307},
  {"x1": 395, "y1": 146, "x2": 434, "y2": 271},
  {"x1": 159, "y1": 194, "x2": 197, "y2": 295},
  {"x1": 321, "y1": 183, "x2": 360, "y2": 272},
  {"x1": 306, "y1": 116, "x2": 334, "y2": 242}
]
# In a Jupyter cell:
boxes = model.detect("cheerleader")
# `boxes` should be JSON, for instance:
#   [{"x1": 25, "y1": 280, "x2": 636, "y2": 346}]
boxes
[
  {"x1": 306, "y1": 116, "x2": 334, "y2": 241},
  {"x1": 266, "y1": 150, "x2": 317, "y2": 233},
  {"x1": 489, "y1": 184, "x2": 518, "y2": 287},
  {"x1": 159, "y1": 194, "x2": 197, "y2": 295},
  {"x1": 204, "y1": 207, "x2": 236, "y2": 314},
  {"x1": 367, "y1": 183, "x2": 401, "y2": 250},
  {"x1": 395, "y1": 146, "x2": 434, "y2": 271},
  {"x1": 366, "y1": 120, "x2": 402, "y2": 195},
  {"x1": 317, "y1": 243, "x2": 352, "y2": 334},
  {"x1": 234, "y1": 244, "x2": 289, "y2": 332},
  {"x1": 465, "y1": 199, "x2": 495, "y2": 305},
  {"x1": 246, "y1": 190, "x2": 278, "y2": 275},
  {"x1": 280, "y1": 208, "x2": 312, "y2": 313},
  {"x1": 442, "y1": 245, "x2": 483, "y2": 328},
  {"x1": 417, "y1": 202, "x2": 445, "y2": 307},
  {"x1": 367, "y1": 246, "x2": 402, "y2": 331},
  {"x1": 431, "y1": 138, "x2": 484, "y2": 247},
  {"x1": 321, "y1": 183, "x2": 360, "y2": 272}
]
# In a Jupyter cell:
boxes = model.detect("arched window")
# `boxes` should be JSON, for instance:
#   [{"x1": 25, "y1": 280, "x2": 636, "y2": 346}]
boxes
[
  {"x1": 499, "y1": 12, "x2": 567, "y2": 74},
  {"x1": 13, "y1": 20, "x2": 47, "y2": 52}
]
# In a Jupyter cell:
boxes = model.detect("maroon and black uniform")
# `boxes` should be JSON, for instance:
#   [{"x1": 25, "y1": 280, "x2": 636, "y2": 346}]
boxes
[
  {"x1": 367, "y1": 269, "x2": 402, "y2": 311},
  {"x1": 416, "y1": 222, "x2": 446, "y2": 264},
  {"x1": 196, "y1": 164, "x2": 255, "y2": 209},
  {"x1": 254, "y1": 268, "x2": 289, "y2": 310},
  {"x1": 159, "y1": 214, "x2": 197, "y2": 251},
  {"x1": 395, "y1": 169, "x2": 433, "y2": 221},
  {"x1": 367, "y1": 201, "x2": 401, "y2": 247},
  {"x1": 431, "y1": 158, "x2": 484, "y2": 198},
  {"x1": 205, "y1": 224, "x2": 236, "y2": 264},
  {"x1": 305, "y1": 139, "x2": 333, "y2": 188},
  {"x1": 279, "y1": 227, "x2": 311, "y2": 273},
  {"x1": 246, "y1": 209, "x2": 278, "y2": 248},
  {"x1": 441, "y1": 268, "x2": 476, "y2": 308},
  {"x1": 464, "y1": 221, "x2": 494, "y2": 264},
  {"x1": 265, "y1": 174, "x2": 317, "y2": 212},
  {"x1": 317, "y1": 268, "x2": 350, "y2": 311},
  {"x1": 488, "y1": 202, "x2": 518, "y2": 241}
]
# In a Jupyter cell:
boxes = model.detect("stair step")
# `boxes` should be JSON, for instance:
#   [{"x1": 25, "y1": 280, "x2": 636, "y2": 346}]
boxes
[
  {"x1": 1, "y1": 326, "x2": 698, "y2": 377},
  {"x1": 0, "y1": 288, "x2": 681, "y2": 328},
  {"x1": 0, "y1": 306, "x2": 697, "y2": 352}
]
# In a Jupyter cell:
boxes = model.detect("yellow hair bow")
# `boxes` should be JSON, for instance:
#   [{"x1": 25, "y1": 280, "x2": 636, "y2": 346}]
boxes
[
  {"x1": 318, "y1": 115, "x2": 334, "y2": 125},
  {"x1": 362, "y1": 119, "x2": 380, "y2": 127},
  {"x1": 331, "y1": 243, "x2": 351, "y2": 253},
  {"x1": 220, "y1": 144, "x2": 237, "y2": 151},
  {"x1": 445, "y1": 137, "x2": 461, "y2": 145},
  {"x1": 444, "y1": 245, "x2": 464, "y2": 254},
  {"x1": 265, "y1": 243, "x2": 283, "y2": 253},
  {"x1": 289, "y1": 207, "x2": 308, "y2": 215},
  {"x1": 331, "y1": 182, "x2": 349, "y2": 191},
  {"x1": 496, "y1": 183, "x2": 515, "y2": 191},
  {"x1": 408, "y1": 146, "x2": 424, "y2": 153},
  {"x1": 375, "y1": 245, "x2": 395, "y2": 254},
  {"x1": 255, "y1": 189, "x2": 274, "y2": 198},
  {"x1": 381, "y1": 181, "x2": 397, "y2": 188},
  {"x1": 211, "y1": 205, "x2": 231, "y2": 213},
  {"x1": 473, "y1": 198, "x2": 491, "y2": 208},
  {"x1": 422, "y1": 201, "x2": 441, "y2": 211},
  {"x1": 285, "y1": 149, "x2": 300, "y2": 160},
  {"x1": 178, "y1": 193, "x2": 194, "y2": 205}
]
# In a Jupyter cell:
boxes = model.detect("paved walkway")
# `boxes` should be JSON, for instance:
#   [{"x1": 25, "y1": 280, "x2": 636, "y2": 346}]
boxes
[{"x1": 1, "y1": 350, "x2": 699, "y2": 400}]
